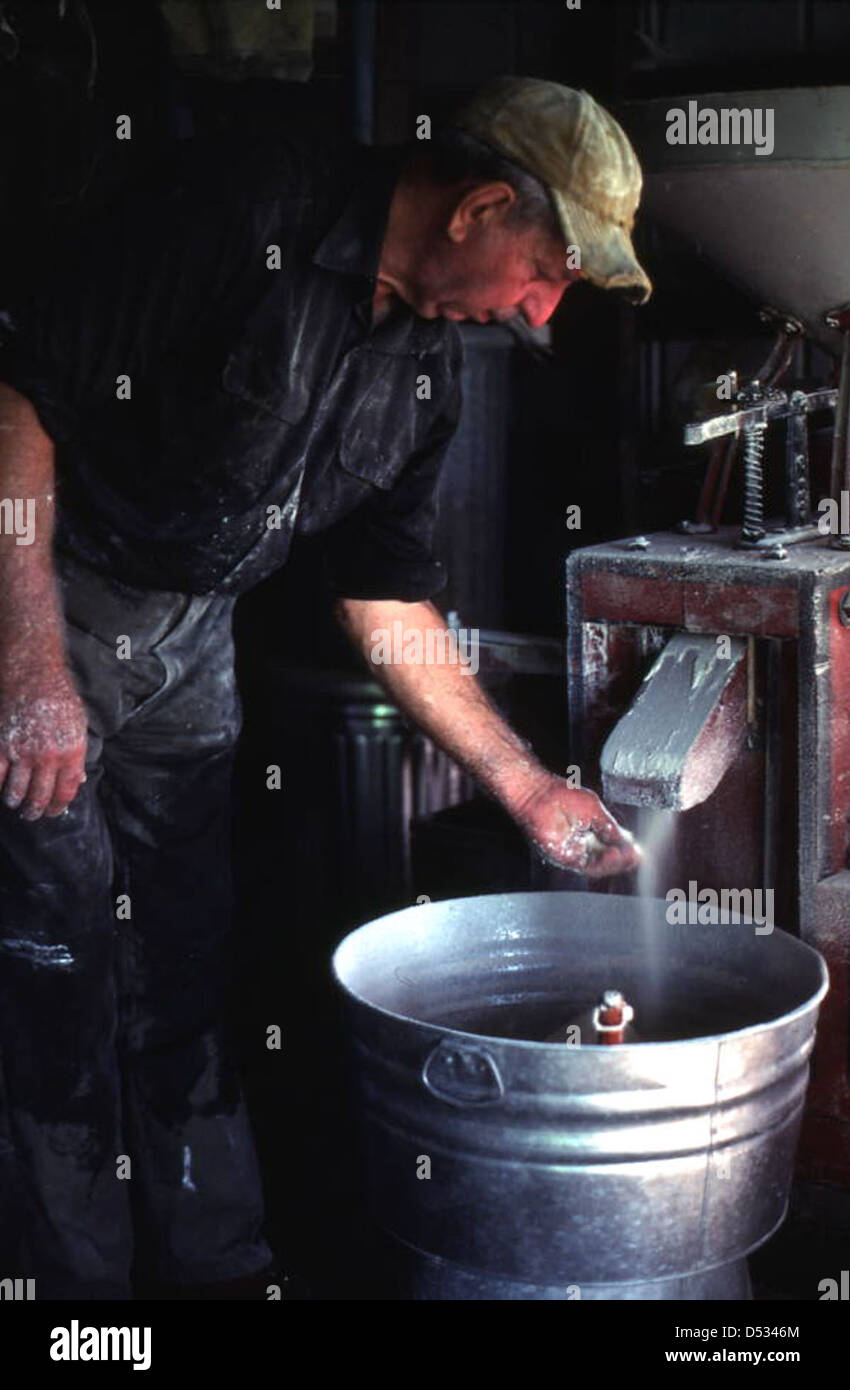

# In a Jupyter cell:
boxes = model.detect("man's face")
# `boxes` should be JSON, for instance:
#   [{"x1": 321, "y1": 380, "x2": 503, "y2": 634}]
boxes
[{"x1": 378, "y1": 181, "x2": 580, "y2": 329}]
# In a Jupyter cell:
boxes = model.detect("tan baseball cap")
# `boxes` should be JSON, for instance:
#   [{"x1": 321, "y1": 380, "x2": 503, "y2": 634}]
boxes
[{"x1": 453, "y1": 77, "x2": 652, "y2": 304}]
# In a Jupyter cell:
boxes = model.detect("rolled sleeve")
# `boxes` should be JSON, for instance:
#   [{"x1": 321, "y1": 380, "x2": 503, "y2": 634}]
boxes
[{"x1": 320, "y1": 370, "x2": 461, "y2": 602}]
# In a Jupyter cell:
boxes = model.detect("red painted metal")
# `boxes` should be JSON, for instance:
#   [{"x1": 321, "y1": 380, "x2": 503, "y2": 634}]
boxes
[
  {"x1": 581, "y1": 573, "x2": 682, "y2": 625},
  {"x1": 827, "y1": 588, "x2": 850, "y2": 873},
  {"x1": 684, "y1": 583, "x2": 798, "y2": 637},
  {"x1": 582, "y1": 572, "x2": 798, "y2": 636}
]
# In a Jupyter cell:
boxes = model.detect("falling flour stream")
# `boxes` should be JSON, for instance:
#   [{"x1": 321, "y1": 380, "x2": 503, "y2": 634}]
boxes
[
  {"x1": 635, "y1": 806, "x2": 679, "y2": 1007},
  {"x1": 547, "y1": 808, "x2": 678, "y2": 1045}
]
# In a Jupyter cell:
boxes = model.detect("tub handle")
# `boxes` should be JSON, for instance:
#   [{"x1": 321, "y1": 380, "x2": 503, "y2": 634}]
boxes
[{"x1": 422, "y1": 1040, "x2": 505, "y2": 1107}]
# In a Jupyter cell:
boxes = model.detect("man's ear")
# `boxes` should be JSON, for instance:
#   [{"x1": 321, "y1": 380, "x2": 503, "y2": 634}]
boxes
[{"x1": 446, "y1": 181, "x2": 516, "y2": 243}]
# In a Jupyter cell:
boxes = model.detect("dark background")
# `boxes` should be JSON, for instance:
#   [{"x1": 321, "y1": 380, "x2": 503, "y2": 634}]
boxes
[{"x1": 3, "y1": 0, "x2": 850, "y2": 1297}]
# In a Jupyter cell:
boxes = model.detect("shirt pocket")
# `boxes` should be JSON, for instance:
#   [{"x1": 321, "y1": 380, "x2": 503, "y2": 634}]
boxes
[{"x1": 333, "y1": 348, "x2": 426, "y2": 491}]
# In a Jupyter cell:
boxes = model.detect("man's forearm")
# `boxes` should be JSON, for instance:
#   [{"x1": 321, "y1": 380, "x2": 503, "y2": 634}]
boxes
[
  {"x1": 334, "y1": 596, "x2": 551, "y2": 815},
  {"x1": 335, "y1": 595, "x2": 641, "y2": 878},
  {"x1": 0, "y1": 382, "x2": 65, "y2": 660},
  {"x1": 0, "y1": 382, "x2": 87, "y2": 819}
]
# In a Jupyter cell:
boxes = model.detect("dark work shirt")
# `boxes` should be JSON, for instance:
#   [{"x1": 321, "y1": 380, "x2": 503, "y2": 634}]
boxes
[{"x1": 0, "y1": 139, "x2": 462, "y2": 598}]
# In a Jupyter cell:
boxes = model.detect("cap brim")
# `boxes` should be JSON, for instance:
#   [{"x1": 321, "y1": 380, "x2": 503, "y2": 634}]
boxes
[{"x1": 553, "y1": 191, "x2": 652, "y2": 305}]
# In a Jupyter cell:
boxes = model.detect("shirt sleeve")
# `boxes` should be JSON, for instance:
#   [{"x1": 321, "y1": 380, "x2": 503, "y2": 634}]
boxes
[{"x1": 319, "y1": 349, "x2": 462, "y2": 603}]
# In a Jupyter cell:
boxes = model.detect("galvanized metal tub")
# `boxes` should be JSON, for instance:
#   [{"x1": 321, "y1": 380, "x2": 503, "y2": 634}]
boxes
[{"x1": 332, "y1": 891, "x2": 828, "y2": 1300}]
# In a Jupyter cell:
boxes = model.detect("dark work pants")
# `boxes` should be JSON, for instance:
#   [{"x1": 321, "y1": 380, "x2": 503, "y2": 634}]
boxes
[{"x1": 0, "y1": 555, "x2": 272, "y2": 1298}]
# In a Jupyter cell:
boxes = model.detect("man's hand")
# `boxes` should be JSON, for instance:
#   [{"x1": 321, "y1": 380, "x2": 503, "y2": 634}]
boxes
[
  {"x1": 0, "y1": 656, "x2": 88, "y2": 820},
  {"x1": 509, "y1": 774, "x2": 641, "y2": 878}
]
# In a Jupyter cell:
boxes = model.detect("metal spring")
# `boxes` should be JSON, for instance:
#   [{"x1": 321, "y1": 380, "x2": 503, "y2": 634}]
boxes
[{"x1": 741, "y1": 421, "x2": 767, "y2": 541}]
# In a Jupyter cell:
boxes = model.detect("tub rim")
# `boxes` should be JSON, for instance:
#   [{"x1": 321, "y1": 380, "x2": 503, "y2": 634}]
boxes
[{"x1": 331, "y1": 889, "x2": 829, "y2": 1053}]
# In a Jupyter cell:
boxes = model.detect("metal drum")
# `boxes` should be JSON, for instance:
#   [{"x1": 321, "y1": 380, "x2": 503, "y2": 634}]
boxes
[{"x1": 332, "y1": 891, "x2": 828, "y2": 1300}]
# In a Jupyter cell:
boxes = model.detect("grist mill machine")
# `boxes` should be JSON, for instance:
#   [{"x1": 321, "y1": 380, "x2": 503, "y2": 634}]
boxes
[{"x1": 568, "y1": 88, "x2": 850, "y2": 1190}]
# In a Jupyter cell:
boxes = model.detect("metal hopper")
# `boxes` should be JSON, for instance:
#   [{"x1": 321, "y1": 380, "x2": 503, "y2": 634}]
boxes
[{"x1": 624, "y1": 86, "x2": 850, "y2": 355}]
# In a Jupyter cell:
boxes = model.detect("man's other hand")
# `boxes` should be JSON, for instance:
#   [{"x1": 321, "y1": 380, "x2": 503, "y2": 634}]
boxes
[
  {"x1": 0, "y1": 660, "x2": 88, "y2": 820},
  {"x1": 511, "y1": 776, "x2": 641, "y2": 878}
]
